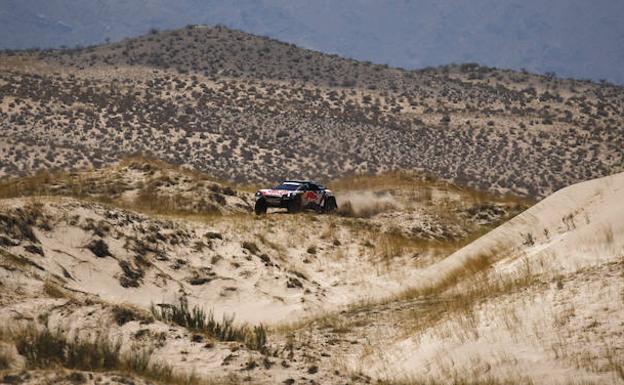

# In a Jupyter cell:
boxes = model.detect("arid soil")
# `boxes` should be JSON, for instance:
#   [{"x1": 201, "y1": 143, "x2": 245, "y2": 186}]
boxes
[{"x1": 0, "y1": 160, "x2": 544, "y2": 385}]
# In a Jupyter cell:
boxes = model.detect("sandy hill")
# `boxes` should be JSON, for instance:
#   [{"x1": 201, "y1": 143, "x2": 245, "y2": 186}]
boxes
[
  {"x1": 0, "y1": 162, "x2": 621, "y2": 384},
  {"x1": 0, "y1": 159, "x2": 537, "y2": 384},
  {"x1": 1, "y1": 25, "x2": 623, "y2": 198},
  {"x1": 344, "y1": 171, "x2": 624, "y2": 384}
]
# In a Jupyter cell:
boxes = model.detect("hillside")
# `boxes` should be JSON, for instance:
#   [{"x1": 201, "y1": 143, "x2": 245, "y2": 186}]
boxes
[
  {"x1": 354, "y1": 170, "x2": 624, "y2": 384},
  {"x1": 0, "y1": 159, "x2": 530, "y2": 384},
  {"x1": 2, "y1": 1, "x2": 624, "y2": 84},
  {"x1": 0, "y1": 161, "x2": 621, "y2": 384},
  {"x1": 1, "y1": 26, "x2": 623, "y2": 199}
]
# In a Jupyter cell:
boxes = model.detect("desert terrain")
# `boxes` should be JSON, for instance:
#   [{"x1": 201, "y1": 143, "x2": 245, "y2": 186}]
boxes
[
  {"x1": 1, "y1": 25, "x2": 623, "y2": 385},
  {"x1": 1, "y1": 26, "x2": 623, "y2": 198},
  {"x1": 0, "y1": 158, "x2": 622, "y2": 384}
]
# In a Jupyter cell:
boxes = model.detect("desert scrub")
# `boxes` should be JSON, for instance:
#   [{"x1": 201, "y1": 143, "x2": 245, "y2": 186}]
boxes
[
  {"x1": 241, "y1": 241, "x2": 260, "y2": 254},
  {"x1": 87, "y1": 239, "x2": 111, "y2": 258},
  {"x1": 151, "y1": 298, "x2": 268, "y2": 352},
  {"x1": 10, "y1": 328, "x2": 121, "y2": 370},
  {"x1": 1, "y1": 326, "x2": 229, "y2": 384},
  {"x1": 112, "y1": 304, "x2": 154, "y2": 326}
]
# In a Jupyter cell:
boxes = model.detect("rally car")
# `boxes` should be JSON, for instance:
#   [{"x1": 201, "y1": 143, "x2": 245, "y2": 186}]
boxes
[{"x1": 254, "y1": 180, "x2": 337, "y2": 215}]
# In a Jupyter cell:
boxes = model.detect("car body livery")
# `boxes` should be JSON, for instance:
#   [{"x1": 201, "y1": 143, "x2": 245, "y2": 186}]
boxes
[{"x1": 254, "y1": 180, "x2": 337, "y2": 215}]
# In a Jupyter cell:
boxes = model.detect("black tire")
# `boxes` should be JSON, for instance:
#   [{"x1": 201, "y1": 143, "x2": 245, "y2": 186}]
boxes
[
  {"x1": 287, "y1": 195, "x2": 302, "y2": 213},
  {"x1": 255, "y1": 199, "x2": 267, "y2": 215},
  {"x1": 323, "y1": 197, "x2": 337, "y2": 213}
]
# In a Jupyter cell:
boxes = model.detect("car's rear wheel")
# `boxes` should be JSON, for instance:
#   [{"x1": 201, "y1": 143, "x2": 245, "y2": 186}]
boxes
[
  {"x1": 287, "y1": 195, "x2": 302, "y2": 213},
  {"x1": 323, "y1": 197, "x2": 337, "y2": 213},
  {"x1": 255, "y1": 199, "x2": 268, "y2": 215}
]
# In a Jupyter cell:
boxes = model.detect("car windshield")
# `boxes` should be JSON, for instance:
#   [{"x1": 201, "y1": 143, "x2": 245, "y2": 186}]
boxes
[{"x1": 272, "y1": 183, "x2": 301, "y2": 191}]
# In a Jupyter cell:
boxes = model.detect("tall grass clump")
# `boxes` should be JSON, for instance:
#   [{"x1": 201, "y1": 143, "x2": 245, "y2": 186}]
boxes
[
  {"x1": 150, "y1": 298, "x2": 268, "y2": 353},
  {"x1": 12, "y1": 328, "x2": 121, "y2": 371},
  {"x1": 1, "y1": 326, "x2": 230, "y2": 384}
]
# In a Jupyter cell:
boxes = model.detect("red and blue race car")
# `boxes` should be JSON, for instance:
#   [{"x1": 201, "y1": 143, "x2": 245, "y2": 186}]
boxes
[{"x1": 254, "y1": 180, "x2": 337, "y2": 215}]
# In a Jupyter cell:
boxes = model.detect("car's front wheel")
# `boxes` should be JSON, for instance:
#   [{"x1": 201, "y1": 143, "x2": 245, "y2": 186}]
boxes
[{"x1": 255, "y1": 199, "x2": 268, "y2": 215}]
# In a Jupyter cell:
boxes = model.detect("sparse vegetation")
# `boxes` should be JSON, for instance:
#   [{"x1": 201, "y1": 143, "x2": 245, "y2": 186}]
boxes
[
  {"x1": 0, "y1": 327, "x2": 229, "y2": 384},
  {"x1": 1, "y1": 26, "x2": 621, "y2": 198},
  {"x1": 0, "y1": 157, "x2": 248, "y2": 218},
  {"x1": 150, "y1": 298, "x2": 268, "y2": 353},
  {"x1": 112, "y1": 304, "x2": 154, "y2": 326},
  {"x1": 377, "y1": 377, "x2": 535, "y2": 385},
  {"x1": 42, "y1": 280, "x2": 68, "y2": 299},
  {"x1": 87, "y1": 239, "x2": 111, "y2": 258}
]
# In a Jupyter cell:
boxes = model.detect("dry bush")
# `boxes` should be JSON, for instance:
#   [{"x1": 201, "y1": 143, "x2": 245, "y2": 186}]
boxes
[
  {"x1": 112, "y1": 304, "x2": 154, "y2": 326},
  {"x1": 241, "y1": 241, "x2": 260, "y2": 254}
]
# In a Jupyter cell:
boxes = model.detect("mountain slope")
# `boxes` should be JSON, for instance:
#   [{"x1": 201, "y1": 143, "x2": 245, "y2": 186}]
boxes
[
  {"x1": 2, "y1": 0, "x2": 624, "y2": 84},
  {"x1": 1, "y1": 26, "x2": 623, "y2": 198}
]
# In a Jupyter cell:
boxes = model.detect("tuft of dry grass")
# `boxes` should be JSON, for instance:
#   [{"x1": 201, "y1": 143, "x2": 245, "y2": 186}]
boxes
[
  {"x1": 606, "y1": 345, "x2": 624, "y2": 382},
  {"x1": 398, "y1": 244, "x2": 508, "y2": 300},
  {"x1": 0, "y1": 326, "x2": 233, "y2": 384},
  {"x1": 42, "y1": 279, "x2": 70, "y2": 299},
  {"x1": 150, "y1": 298, "x2": 268, "y2": 352},
  {"x1": 396, "y1": 252, "x2": 543, "y2": 340}
]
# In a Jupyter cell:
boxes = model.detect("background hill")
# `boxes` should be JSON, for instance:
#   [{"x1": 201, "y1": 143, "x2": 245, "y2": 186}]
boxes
[
  {"x1": 1, "y1": 0, "x2": 624, "y2": 84},
  {"x1": 1, "y1": 26, "x2": 623, "y2": 198}
]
